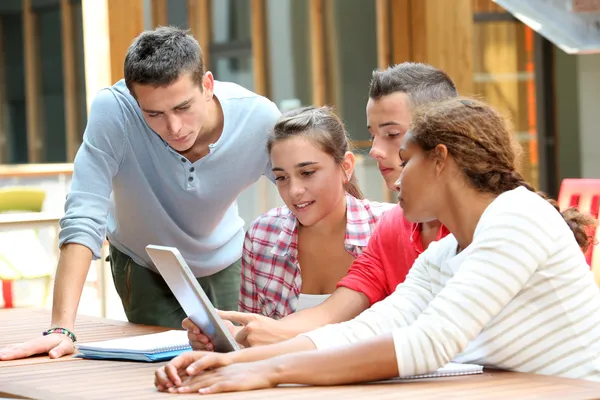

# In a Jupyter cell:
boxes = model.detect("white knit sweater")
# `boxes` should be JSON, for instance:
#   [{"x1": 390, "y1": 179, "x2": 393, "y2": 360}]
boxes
[{"x1": 303, "y1": 187, "x2": 600, "y2": 381}]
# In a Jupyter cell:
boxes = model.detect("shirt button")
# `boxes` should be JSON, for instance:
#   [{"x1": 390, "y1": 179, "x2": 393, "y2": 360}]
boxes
[
  {"x1": 181, "y1": 157, "x2": 186, "y2": 163},
  {"x1": 188, "y1": 176, "x2": 194, "y2": 182},
  {"x1": 189, "y1": 167, "x2": 195, "y2": 173}
]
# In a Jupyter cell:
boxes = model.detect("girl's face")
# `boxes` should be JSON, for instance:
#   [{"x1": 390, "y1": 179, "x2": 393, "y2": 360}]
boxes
[
  {"x1": 270, "y1": 136, "x2": 352, "y2": 227},
  {"x1": 395, "y1": 133, "x2": 445, "y2": 223}
]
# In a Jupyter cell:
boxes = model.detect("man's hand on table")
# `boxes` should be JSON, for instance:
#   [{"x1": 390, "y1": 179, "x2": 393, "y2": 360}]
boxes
[{"x1": 0, "y1": 333, "x2": 75, "y2": 361}]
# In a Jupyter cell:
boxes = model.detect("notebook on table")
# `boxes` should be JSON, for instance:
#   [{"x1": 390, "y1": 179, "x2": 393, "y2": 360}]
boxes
[
  {"x1": 372, "y1": 362, "x2": 483, "y2": 383},
  {"x1": 74, "y1": 330, "x2": 192, "y2": 362}
]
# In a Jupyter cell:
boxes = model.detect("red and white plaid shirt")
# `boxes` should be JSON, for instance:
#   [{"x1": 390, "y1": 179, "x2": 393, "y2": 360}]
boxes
[{"x1": 239, "y1": 194, "x2": 395, "y2": 318}]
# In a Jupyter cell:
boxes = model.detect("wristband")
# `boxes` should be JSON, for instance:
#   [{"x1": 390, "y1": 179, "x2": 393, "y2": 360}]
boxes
[{"x1": 43, "y1": 327, "x2": 77, "y2": 343}]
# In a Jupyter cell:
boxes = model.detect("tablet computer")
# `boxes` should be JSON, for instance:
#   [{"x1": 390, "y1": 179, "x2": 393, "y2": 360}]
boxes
[{"x1": 145, "y1": 245, "x2": 240, "y2": 353}]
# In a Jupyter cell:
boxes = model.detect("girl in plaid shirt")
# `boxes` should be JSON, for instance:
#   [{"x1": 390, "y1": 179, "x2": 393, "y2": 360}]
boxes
[{"x1": 239, "y1": 106, "x2": 395, "y2": 319}]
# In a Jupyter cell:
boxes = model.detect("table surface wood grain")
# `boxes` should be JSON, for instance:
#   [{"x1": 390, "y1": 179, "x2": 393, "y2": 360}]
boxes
[{"x1": 1, "y1": 309, "x2": 600, "y2": 399}]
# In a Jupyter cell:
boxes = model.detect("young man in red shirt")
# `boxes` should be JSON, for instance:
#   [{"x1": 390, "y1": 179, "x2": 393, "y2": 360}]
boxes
[{"x1": 187, "y1": 62, "x2": 457, "y2": 349}]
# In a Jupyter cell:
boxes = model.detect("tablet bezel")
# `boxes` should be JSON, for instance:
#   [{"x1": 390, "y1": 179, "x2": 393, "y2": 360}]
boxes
[{"x1": 145, "y1": 244, "x2": 240, "y2": 353}]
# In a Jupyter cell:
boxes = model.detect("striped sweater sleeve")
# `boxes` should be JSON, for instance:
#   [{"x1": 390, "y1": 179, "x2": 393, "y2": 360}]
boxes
[
  {"x1": 393, "y1": 210, "x2": 552, "y2": 376},
  {"x1": 303, "y1": 208, "x2": 554, "y2": 377}
]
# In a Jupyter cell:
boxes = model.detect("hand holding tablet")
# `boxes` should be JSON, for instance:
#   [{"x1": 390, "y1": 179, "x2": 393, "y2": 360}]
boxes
[{"x1": 145, "y1": 245, "x2": 240, "y2": 353}]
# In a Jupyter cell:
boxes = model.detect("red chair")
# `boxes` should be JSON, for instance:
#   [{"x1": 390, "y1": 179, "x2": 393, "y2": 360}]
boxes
[{"x1": 557, "y1": 179, "x2": 600, "y2": 285}]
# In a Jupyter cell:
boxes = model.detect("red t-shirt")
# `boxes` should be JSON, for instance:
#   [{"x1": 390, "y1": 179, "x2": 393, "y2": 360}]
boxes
[{"x1": 337, "y1": 205, "x2": 449, "y2": 305}]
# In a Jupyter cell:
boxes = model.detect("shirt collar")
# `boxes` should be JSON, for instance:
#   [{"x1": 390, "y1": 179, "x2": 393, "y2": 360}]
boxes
[
  {"x1": 270, "y1": 193, "x2": 373, "y2": 257},
  {"x1": 271, "y1": 210, "x2": 298, "y2": 257},
  {"x1": 410, "y1": 221, "x2": 450, "y2": 254},
  {"x1": 344, "y1": 193, "x2": 375, "y2": 248}
]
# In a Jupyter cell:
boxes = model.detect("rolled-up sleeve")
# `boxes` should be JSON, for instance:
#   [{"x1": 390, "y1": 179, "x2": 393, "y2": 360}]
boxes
[{"x1": 59, "y1": 89, "x2": 126, "y2": 259}]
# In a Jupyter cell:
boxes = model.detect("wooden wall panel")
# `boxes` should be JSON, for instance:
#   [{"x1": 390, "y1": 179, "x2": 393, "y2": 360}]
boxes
[
  {"x1": 107, "y1": 0, "x2": 144, "y2": 85},
  {"x1": 187, "y1": 0, "x2": 211, "y2": 69},
  {"x1": 473, "y1": 0, "x2": 505, "y2": 13},
  {"x1": 411, "y1": 0, "x2": 474, "y2": 94},
  {"x1": 61, "y1": 0, "x2": 81, "y2": 162},
  {"x1": 81, "y1": 0, "x2": 111, "y2": 113},
  {"x1": 81, "y1": 0, "x2": 144, "y2": 113},
  {"x1": 23, "y1": 0, "x2": 44, "y2": 163},
  {"x1": 0, "y1": 18, "x2": 6, "y2": 164},
  {"x1": 390, "y1": 0, "x2": 412, "y2": 64},
  {"x1": 376, "y1": 0, "x2": 391, "y2": 70},
  {"x1": 251, "y1": 0, "x2": 268, "y2": 96},
  {"x1": 323, "y1": 0, "x2": 338, "y2": 107},
  {"x1": 309, "y1": 0, "x2": 325, "y2": 106},
  {"x1": 472, "y1": 2, "x2": 537, "y2": 185},
  {"x1": 151, "y1": 0, "x2": 167, "y2": 27}
]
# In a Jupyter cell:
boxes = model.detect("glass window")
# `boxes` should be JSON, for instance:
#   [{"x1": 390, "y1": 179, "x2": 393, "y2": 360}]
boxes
[
  {"x1": 2, "y1": 10, "x2": 27, "y2": 163},
  {"x1": 326, "y1": 0, "x2": 378, "y2": 146},
  {"x1": 211, "y1": 0, "x2": 251, "y2": 44},
  {"x1": 266, "y1": 0, "x2": 311, "y2": 111},
  {"x1": 39, "y1": 6, "x2": 66, "y2": 162},
  {"x1": 210, "y1": 0, "x2": 253, "y2": 90},
  {"x1": 213, "y1": 56, "x2": 254, "y2": 90},
  {"x1": 473, "y1": 2, "x2": 539, "y2": 188},
  {"x1": 166, "y1": 0, "x2": 188, "y2": 28}
]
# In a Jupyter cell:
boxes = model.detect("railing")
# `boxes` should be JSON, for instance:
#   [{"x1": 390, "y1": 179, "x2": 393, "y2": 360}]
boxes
[
  {"x1": 0, "y1": 163, "x2": 73, "y2": 178},
  {"x1": 0, "y1": 211, "x2": 110, "y2": 317},
  {"x1": 0, "y1": 212, "x2": 62, "y2": 232}
]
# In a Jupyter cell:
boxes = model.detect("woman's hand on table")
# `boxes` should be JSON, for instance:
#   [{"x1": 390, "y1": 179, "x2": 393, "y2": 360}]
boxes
[
  {"x1": 218, "y1": 310, "x2": 292, "y2": 348},
  {"x1": 155, "y1": 350, "x2": 235, "y2": 392},
  {"x1": 163, "y1": 358, "x2": 279, "y2": 395}
]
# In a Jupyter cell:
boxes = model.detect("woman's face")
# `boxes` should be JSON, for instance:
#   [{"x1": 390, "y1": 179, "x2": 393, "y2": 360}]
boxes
[
  {"x1": 270, "y1": 136, "x2": 350, "y2": 227},
  {"x1": 394, "y1": 133, "x2": 445, "y2": 223}
]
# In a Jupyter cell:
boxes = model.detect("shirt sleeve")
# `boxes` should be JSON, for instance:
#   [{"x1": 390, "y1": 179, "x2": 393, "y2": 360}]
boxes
[
  {"x1": 257, "y1": 99, "x2": 280, "y2": 184},
  {"x1": 58, "y1": 89, "x2": 126, "y2": 259},
  {"x1": 336, "y1": 208, "x2": 406, "y2": 304},
  {"x1": 302, "y1": 247, "x2": 435, "y2": 347},
  {"x1": 238, "y1": 225, "x2": 261, "y2": 313},
  {"x1": 263, "y1": 158, "x2": 276, "y2": 184},
  {"x1": 392, "y1": 211, "x2": 550, "y2": 377},
  {"x1": 336, "y1": 226, "x2": 387, "y2": 304},
  {"x1": 305, "y1": 208, "x2": 553, "y2": 378}
]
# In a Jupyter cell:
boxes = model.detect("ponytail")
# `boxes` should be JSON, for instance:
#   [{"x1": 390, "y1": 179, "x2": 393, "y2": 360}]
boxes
[
  {"x1": 344, "y1": 174, "x2": 364, "y2": 200},
  {"x1": 507, "y1": 171, "x2": 597, "y2": 252}
]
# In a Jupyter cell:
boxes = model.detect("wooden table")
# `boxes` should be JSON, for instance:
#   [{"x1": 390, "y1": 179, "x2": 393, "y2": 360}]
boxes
[{"x1": 2, "y1": 309, "x2": 600, "y2": 399}]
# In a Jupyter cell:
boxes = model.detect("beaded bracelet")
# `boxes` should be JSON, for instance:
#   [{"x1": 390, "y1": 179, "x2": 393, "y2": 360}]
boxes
[{"x1": 42, "y1": 327, "x2": 77, "y2": 343}]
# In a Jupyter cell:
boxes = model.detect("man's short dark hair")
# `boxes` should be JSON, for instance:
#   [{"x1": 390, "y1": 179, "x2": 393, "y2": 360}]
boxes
[
  {"x1": 369, "y1": 62, "x2": 458, "y2": 107},
  {"x1": 124, "y1": 26, "x2": 204, "y2": 96}
]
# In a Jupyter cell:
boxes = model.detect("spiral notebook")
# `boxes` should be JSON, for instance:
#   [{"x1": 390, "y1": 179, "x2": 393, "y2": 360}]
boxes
[
  {"x1": 74, "y1": 330, "x2": 192, "y2": 362},
  {"x1": 381, "y1": 362, "x2": 483, "y2": 382}
]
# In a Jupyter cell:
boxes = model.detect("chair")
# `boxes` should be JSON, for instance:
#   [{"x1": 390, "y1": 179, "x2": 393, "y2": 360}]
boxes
[
  {"x1": 0, "y1": 187, "x2": 54, "y2": 308},
  {"x1": 557, "y1": 179, "x2": 600, "y2": 285}
]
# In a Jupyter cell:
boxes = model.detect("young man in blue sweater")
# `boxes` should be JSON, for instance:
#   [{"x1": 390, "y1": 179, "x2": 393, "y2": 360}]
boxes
[{"x1": 0, "y1": 26, "x2": 280, "y2": 361}]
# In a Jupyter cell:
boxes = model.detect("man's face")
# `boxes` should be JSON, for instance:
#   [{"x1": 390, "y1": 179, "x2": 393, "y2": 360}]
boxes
[
  {"x1": 132, "y1": 72, "x2": 214, "y2": 153},
  {"x1": 366, "y1": 92, "x2": 412, "y2": 191}
]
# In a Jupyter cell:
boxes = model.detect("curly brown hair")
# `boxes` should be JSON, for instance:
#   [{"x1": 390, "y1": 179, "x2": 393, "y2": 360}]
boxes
[{"x1": 409, "y1": 97, "x2": 597, "y2": 252}]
